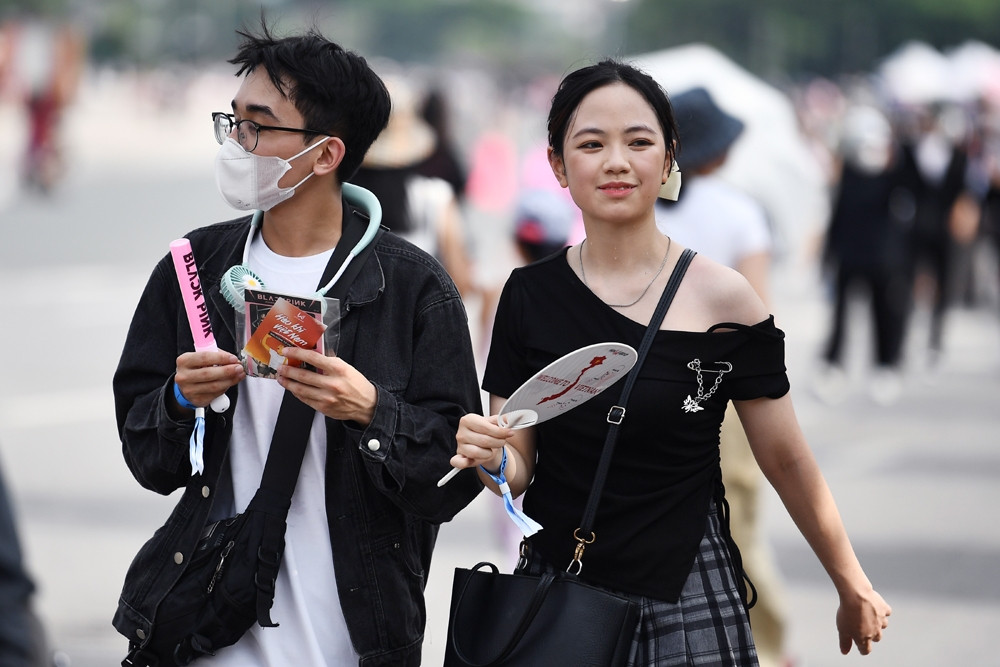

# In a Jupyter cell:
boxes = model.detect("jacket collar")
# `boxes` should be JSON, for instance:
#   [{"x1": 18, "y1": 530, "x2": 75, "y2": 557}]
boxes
[
  {"x1": 335, "y1": 197, "x2": 385, "y2": 312},
  {"x1": 206, "y1": 199, "x2": 385, "y2": 349}
]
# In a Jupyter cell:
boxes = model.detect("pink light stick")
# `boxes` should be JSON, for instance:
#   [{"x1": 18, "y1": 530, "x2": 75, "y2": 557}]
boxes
[{"x1": 170, "y1": 239, "x2": 230, "y2": 414}]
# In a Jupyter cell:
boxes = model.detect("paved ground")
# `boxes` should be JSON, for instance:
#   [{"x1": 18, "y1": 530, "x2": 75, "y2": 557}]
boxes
[{"x1": 1, "y1": 83, "x2": 999, "y2": 666}]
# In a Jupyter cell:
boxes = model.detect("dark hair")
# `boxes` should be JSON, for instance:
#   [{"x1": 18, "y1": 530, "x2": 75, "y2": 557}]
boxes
[
  {"x1": 349, "y1": 164, "x2": 416, "y2": 234},
  {"x1": 547, "y1": 59, "x2": 679, "y2": 164},
  {"x1": 516, "y1": 238, "x2": 567, "y2": 264},
  {"x1": 229, "y1": 21, "x2": 391, "y2": 182}
]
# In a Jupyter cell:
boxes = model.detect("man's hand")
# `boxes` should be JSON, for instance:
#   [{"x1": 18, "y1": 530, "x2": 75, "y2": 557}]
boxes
[
  {"x1": 276, "y1": 347, "x2": 377, "y2": 426},
  {"x1": 173, "y1": 350, "x2": 245, "y2": 411}
]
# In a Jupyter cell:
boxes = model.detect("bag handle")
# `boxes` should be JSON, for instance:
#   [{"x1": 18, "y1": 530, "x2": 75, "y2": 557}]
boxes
[
  {"x1": 450, "y1": 562, "x2": 558, "y2": 667},
  {"x1": 570, "y1": 248, "x2": 696, "y2": 572}
]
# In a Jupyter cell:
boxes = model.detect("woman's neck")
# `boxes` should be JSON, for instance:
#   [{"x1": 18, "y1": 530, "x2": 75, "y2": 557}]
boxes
[{"x1": 578, "y1": 223, "x2": 668, "y2": 275}]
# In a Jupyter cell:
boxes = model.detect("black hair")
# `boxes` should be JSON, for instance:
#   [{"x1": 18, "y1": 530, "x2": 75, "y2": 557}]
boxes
[
  {"x1": 229, "y1": 21, "x2": 391, "y2": 182},
  {"x1": 547, "y1": 59, "x2": 679, "y2": 165},
  {"x1": 349, "y1": 164, "x2": 416, "y2": 234},
  {"x1": 516, "y1": 238, "x2": 567, "y2": 264}
]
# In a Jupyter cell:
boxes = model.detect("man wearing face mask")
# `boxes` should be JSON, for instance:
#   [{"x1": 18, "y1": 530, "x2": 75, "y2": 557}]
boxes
[{"x1": 112, "y1": 22, "x2": 483, "y2": 666}]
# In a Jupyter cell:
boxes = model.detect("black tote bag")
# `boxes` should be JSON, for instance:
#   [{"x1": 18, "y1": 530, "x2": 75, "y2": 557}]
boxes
[{"x1": 445, "y1": 562, "x2": 637, "y2": 667}]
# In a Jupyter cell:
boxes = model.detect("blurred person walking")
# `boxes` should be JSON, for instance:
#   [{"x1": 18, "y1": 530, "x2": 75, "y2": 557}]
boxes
[
  {"x1": 818, "y1": 105, "x2": 914, "y2": 404},
  {"x1": 980, "y1": 111, "x2": 1000, "y2": 319},
  {"x1": 898, "y1": 104, "x2": 979, "y2": 369},
  {"x1": 416, "y1": 87, "x2": 468, "y2": 201},
  {"x1": 350, "y1": 77, "x2": 475, "y2": 298},
  {"x1": 477, "y1": 187, "x2": 576, "y2": 561},
  {"x1": 453, "y1": 59, "x2": 891, "y2": 665},
  {"x1": 0, "y1": 14, "x2": 83, "y2": 194},
  {"x1": 477, "y1": 144, "x2": 580, "y2": 357},
  {"x1": 655, "y1": 87, "x2": 789, "y2": 667},
  {"x1": 0, "y1": 450, "x2": 50, "y2": 666}
]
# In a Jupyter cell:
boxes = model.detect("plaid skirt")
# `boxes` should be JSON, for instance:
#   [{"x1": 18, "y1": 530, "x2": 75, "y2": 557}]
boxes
[{"x1": 517, "y1": 505, "x2": 758, "y2": 666}]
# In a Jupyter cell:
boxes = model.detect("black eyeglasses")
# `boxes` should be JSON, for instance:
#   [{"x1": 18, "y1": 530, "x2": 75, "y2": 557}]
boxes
[{"x1": 212, "y1": 112, "x2": 327, "y2": 153}]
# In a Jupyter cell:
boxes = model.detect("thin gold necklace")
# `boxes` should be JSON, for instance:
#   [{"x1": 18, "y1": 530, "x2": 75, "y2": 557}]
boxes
[{"x1": 579, "y1": 235, "x2": 672, "y2": 308}]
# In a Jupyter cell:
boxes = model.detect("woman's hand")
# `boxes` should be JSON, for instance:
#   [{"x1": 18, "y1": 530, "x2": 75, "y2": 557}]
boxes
[
  {"x1": 174, "y1": 350, "x2": 245, "y2": 410},
  {"x1": 452, "y1": 413, "x2": 513, "y2": 474},
  {"x1": 275, "y1": 347, "x2": 377, "y2": 425},
  {"x1": 837, "y1": 585, "x2": 891, "y2": 655}
]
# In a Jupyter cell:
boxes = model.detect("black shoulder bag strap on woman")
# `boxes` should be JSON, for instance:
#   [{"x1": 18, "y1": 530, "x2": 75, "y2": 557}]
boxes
[
  {"x1": 445, "y1": 248, "x2": 696, "y2": 667},
  {"x1": 569, "y1": 246, "x2": 696, "y2": 572}
]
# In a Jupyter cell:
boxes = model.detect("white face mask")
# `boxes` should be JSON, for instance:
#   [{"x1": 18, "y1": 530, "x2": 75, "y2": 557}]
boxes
[{"x1": 214, "y1": 136, "x2": 331, "y2": 211}]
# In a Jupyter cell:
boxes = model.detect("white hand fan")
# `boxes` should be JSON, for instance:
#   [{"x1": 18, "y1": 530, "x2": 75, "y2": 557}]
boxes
[{"x1": 438, "y1": 342, "x2": 637, "y2": 486}]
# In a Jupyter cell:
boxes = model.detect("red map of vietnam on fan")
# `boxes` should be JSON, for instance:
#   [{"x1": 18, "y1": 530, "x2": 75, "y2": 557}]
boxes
[{"x1": 497, "y1": 342, "x2": 638, "y2": 428}]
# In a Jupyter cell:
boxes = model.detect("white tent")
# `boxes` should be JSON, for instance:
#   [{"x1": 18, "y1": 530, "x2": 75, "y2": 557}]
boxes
[
  {"x1": 877, "y1": 41, "x2": 955, "y2": 105},
  {"x1": 945, "y1": 41, "x2": 1000, "y2": 105},
  {"x1": 631, "y1": 43, "x2": 829, "y2": 261},
  {"x1": 877, "y1": 40, "x2": 1000, "y2": 107}
]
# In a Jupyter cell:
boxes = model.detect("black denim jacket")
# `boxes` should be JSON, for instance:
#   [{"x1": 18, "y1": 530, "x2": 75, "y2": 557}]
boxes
[{"x1": 112, "y1": 202, "x2": 483, "y2": 665}]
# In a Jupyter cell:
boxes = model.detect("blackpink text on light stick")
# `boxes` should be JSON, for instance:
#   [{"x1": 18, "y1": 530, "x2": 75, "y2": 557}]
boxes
[{"x1": 169, "y1": 239, "x2": 230, "y2": 415}]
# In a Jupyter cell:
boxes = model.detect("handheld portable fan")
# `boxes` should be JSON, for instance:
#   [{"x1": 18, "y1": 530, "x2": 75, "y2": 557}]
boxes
[{"x1": 220, "y1": 182, "x2": 384, "y2": 312}]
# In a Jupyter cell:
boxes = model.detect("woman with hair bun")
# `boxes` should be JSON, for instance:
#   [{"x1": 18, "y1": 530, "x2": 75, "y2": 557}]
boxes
[{"x1": 452, "y1": 59, "x2": 891, "y2": 665}]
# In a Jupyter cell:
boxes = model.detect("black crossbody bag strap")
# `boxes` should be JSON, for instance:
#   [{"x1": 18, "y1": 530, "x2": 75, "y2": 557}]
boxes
[
  {"x1": 256, "y1": 205, "x2": 385, "y2": 497},
  {"x1": 577, "y1": 248, "x2": 696, "y2": 538},
  {"x1": 247, "y1": 206, "x2": 385, "y2": 627}
]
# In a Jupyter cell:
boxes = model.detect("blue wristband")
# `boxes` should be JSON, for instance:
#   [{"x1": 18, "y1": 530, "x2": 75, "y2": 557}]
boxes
[
  {"x1": 173, "y1": 382, "x2": 196, "y2": 410},
  {"x1": 480, "y1": 446, "x2": 507, "y2": 480},
  {"x1": 478, "y1": 447, "x2": 543, "y2": 538}
]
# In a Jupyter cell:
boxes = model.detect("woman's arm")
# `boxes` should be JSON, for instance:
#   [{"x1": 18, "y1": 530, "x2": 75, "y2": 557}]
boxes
[
  {"x1": 454, "y1": 394, "x2": 536, "y2": 498},
  {"x1": 735, "y1": 394, "x2": 892, "y2": 655}
]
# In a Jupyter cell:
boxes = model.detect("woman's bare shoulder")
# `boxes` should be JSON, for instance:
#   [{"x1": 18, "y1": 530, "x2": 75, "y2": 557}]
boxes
[{"x1": 682, "y1": 253, "x2": 769, "y2": 327}]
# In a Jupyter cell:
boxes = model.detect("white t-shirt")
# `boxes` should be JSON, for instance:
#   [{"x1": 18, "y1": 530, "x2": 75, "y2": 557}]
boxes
[
  {"x1": 401, "y1": 174, "x2": 453, "y2": 256},
  {"x1": 655, "y1": 175, "x2": 771, "y2": 269},
  {"x1": 198, "y1": 233, "x2": 359, "y2": 666}
]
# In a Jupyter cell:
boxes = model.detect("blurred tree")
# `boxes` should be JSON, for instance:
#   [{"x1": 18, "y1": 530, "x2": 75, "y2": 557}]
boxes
[
  {"x1": 0, "y1": 0, "x2": 67, "y2": 16},
  {"x1": 326, "y1": 0, "x2": 580, "y2": 78},
  {"x1": 6, "y1": 0, "x2": 999, "y2": 77}
]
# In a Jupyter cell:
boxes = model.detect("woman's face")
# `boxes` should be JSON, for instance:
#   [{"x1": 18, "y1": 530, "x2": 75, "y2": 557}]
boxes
[{"x1": 549, "y1": 82, "x2": 671, "y2": 227}]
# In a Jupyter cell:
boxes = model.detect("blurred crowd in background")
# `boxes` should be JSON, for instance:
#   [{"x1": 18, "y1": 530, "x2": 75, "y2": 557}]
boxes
[
  {"x1": 1, "y1": 3, "x2": 999, "y2": 665},
  {"x1": 799, "y1": 41, "x2": 1000, "y2": 402},
  {"x1": 3, "y1": 9, "x2": 998, "y2": 393}
]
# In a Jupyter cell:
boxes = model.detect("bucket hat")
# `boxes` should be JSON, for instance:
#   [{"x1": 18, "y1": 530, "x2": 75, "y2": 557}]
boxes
[{"x1": 672, "y1": 87, "x2": 744, "y2": 171}]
